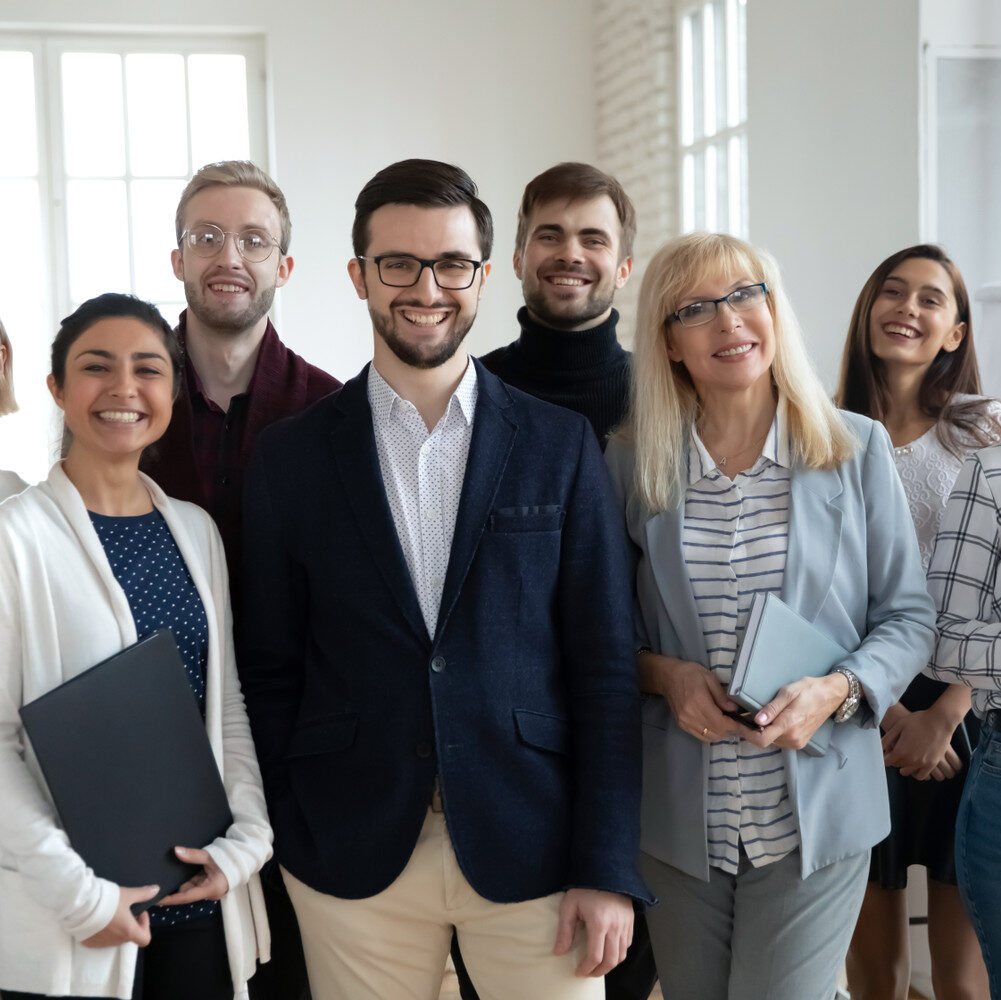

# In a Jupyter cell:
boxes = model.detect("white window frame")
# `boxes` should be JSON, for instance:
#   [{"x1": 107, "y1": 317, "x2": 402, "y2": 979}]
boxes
[
  {"x1": 0, "y1": 28, "x2": 268, "y2": 323},
  {"x1": 677, "y1": 0, "x2": 748, "y2": 237}
]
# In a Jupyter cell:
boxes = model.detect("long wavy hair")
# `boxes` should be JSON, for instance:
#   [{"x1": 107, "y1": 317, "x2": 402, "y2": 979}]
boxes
[
  {"x1": 836, "y1": 244, "x2": 999, "y2": 457},
  {"x1": 621, "y1": 232, "x2": 856, "y2": 511}
]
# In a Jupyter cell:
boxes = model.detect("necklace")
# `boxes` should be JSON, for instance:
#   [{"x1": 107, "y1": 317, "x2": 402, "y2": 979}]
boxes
[{"x1": 706, "y1": 425, "x2": 771, "y2": 471}]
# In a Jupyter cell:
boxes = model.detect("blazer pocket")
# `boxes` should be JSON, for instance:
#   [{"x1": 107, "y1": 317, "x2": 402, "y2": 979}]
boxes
[
  {"x1": 286, "y1": 713, "x2": 359, "y2": 759},
  {"x1": 514, "y1": 708, "x2": 571, "y2": 755},
  {"x1": 489, "y1": 505, "x2": 566, "y2": 533}
]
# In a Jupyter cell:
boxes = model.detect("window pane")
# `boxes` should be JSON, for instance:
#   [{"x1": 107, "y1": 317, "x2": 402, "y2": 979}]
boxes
[
  {"x1": 126, "y1": 54, "x2": 188, "y2": 177},
  {"x1": 682, "y1": 153, "x2": 695, "y2": 232},
  {"x1": 62, "y1": 53, "x2": 126, "y2": 176},
  {"x1": 66, "y1": 179, "x2": 131, "y2": 301},
  {"x1": 131, "y1": 179, "x2": 186, "y2": 302},
  {"x1": 737, "y1": 0, "x2": 748, "y2": 124},
  {"x1": 188, "y1": 54, "x2": 250, "y2": 168},
  {"x1": 728, "y1": 135, "x2": 742, "y2": 236},
  {"x1": 705, "y1": 144, "x2": 718, "y2": 231},
  {"x1": 0, "y1": 52, "x2": 38, "y2": 177},
  {"x1": 0, "y1": 179, "x2": 52, "y2": 482},
  {"x1": 702, "y1": 2, "x2": 717, "y2": 138},
  {"x1": 680, "y1": 15, "x2": 694, "y2": 146}
]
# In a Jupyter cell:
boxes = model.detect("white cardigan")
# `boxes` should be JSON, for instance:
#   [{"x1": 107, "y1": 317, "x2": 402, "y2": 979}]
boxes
[
  {"x1": 0, "y1": 464, "x2": 272, "y2": 998},
  {"x1": 0, "y1": 468, "x2": 27, "y2": 502}
]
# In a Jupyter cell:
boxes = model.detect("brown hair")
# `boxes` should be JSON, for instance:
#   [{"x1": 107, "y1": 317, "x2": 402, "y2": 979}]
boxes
[
  {"x1": 836, "y1": 244, "x2": 1000, "y2": 457},
  {"x1": 351, "y1": 158, "x2": 493, "y2": 259},
  {"x1": 516, "y1": 162, "x2": 637, "y2": 259},
  {"x1": 175, "y1": 160, "x2": 292, "y2": 254},
  {"x1": 0, "y1": 315, "x2": 17, "y2": 416}
]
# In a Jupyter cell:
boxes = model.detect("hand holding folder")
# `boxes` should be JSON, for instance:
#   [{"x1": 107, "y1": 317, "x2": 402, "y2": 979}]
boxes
[{"x1": 728, "y1": 593, "x2": 854, "y2": 757}]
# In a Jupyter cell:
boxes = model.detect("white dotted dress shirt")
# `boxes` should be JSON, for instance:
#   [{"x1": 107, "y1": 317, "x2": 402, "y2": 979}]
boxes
[
  {"x1": 368, "y1": 360, "x2": 478, "y2": 637},
  {"x1": 683, "y1": 398, "x2": 799, "y2": 874}
]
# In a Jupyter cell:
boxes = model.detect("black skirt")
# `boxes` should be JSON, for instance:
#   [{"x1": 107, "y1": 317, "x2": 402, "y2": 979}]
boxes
[{"x1": 869, "y1": 673, "x2": 980, "y2": 890}]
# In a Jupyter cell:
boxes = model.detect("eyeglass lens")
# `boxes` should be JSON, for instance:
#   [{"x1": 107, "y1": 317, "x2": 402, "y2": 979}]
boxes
[
  {"x1": 377, "y1": 255, "x2": 477, "y2": 290},
  {"x1": 185, "y1": 224, "x2": 277, "y2": 262},
  {"x1": 675, "y1": 284, "x2": 766, "y2": 326}
]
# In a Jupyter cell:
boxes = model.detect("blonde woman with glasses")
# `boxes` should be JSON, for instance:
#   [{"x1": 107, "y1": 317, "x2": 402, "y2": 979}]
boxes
[
  {"x1": 605, "y1": 232, "x2": 937, "y2": 1000},
  {"x1": 0, "y1": 316, "x2": 28, "y2": 500}
]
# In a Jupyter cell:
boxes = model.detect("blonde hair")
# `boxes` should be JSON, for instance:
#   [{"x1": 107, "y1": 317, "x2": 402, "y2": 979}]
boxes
[
  {"x1": 175, "y1": 160, "x2": 291, "y2": 253},
  {"x1": 0, "y1": 316, "x2": 18, "y2": 416},
  {"x1": 625, "y1": 232, "x2": 855, "y2": 510}
]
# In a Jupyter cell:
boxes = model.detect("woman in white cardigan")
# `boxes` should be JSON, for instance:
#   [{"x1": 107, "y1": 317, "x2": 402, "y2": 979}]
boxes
[
  {"x1": 0, "y1": 315, "x2": 28, "y2": 500},
  {"x1": 0, "y1": 294, "x2": 272, "y2": 999}
]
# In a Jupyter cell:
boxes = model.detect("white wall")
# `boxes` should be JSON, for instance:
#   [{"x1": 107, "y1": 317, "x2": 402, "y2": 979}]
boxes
[
  {"x1": 0, "y1": 0, "x2": 595, "y2": 393},
  {"x1": 746, "y1": 0, "x2": 922, "y2": 390}
]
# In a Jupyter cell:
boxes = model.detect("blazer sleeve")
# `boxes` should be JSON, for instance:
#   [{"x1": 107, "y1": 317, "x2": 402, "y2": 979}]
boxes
[
  {"x1": 835, "y1": 419, "x2": 938, "y2": 726},
  {"x1": 202, "y1": 521, "x2": 274, "y2": 893},
  {"x1": 0, "y1": 523, "x2": 119, "y2": 941},
  {"x1": 560, "y1": 424, "x2": 654, "y2": 904},
  {"x1": 926, "y1": 452, "x2": 1001, "y2": 690},
  {"x1": 238, "y1": 436, "x2": 307, "y2": 813}
]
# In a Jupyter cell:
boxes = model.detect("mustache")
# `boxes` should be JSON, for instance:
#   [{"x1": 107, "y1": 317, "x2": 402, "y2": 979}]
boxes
[{"x1": 393, "y1": 300, "x2": 454, "y2": 310}]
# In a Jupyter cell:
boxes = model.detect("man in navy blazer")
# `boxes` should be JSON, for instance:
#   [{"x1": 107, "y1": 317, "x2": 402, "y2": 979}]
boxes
[{"x1": 239, "y1": 159, "x2": 650, "y2": 1000}]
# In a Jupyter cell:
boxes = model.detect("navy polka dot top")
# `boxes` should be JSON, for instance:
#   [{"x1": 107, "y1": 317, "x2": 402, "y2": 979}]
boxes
[{"x1": 89, "y1": 508, "x2": 219, "y2": 927}]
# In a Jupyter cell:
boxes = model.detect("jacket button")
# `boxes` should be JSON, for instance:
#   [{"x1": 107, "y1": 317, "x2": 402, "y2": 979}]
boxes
[
  {"x1": 430, "y1": 656, "x2": 446, "y2": 673},
  {"x1": 415, "y1": 741, "x2": 433, "y2": 758}
]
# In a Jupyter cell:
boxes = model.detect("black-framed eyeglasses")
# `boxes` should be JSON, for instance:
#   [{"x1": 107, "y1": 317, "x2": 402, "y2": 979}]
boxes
[
  {"x1": 180, "y1": 224, "x2": 283, "y2": 263},
  {"x1": 357, "y1": 254, "x2": 484, "y2": 290},
  {"x1": 668, "y1": 283, "x2": 769, "y2": 327}
]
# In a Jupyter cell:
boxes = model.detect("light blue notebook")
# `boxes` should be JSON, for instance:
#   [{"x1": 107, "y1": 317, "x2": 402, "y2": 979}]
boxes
[{"x1": 728, "y1": 592, "x2": 850, "y2": 757}]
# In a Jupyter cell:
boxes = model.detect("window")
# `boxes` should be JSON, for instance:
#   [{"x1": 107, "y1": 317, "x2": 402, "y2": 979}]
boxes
[
  {"x1": 0, "y1": 31, "x2": 265, "y2": 481},
  {"x1": 679, "y1": 0, "x2": 748, "y2": 237}
]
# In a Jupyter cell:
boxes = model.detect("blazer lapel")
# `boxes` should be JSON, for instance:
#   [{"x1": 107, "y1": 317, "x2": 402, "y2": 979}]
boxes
[
  {"x1": 644, "y1": 503, "x2": 710, "y2": 664},
  {"x1": 782, "y1": 465, "x2": 845, "y2": 623},
  {"x1": 434, "y1": 362, "x2": 517, "y2": 643},
  {"x1": 328, "y1": 368, "x2": 429, "y2": 644}
]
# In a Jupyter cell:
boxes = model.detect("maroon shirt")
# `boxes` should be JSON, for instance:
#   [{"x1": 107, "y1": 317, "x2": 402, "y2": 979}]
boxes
[{"x1": 142, "y1": 311, "x2": 340, "y2": 590}]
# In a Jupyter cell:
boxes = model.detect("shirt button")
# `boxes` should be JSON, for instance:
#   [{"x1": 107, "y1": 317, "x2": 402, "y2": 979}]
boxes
[
  {"x1": 430, "y1": 655, "x2": 446, "y2": 673},
  {"x1": 221, "y1": 476, "x2": 230, "y2": 486},
  {"x1": 415, "y1": 741, "x2": 433, "y2": 758}
]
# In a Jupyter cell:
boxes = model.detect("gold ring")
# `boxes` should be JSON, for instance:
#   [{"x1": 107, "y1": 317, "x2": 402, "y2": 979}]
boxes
[{"x1": 701, "y1": 727, "x2": 709, "y2": 738}]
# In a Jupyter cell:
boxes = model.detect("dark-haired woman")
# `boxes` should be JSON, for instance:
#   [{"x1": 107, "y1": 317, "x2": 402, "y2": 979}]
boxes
[
  {"x1": 0, "y1": 293, "x2": 271, "y2": 999},
  {"x1": 0, "y1": 315, "x2": 28, "y2": 500},
  {"x1": 838, "y1": 245, "x2": 999, "y2": 1000}
]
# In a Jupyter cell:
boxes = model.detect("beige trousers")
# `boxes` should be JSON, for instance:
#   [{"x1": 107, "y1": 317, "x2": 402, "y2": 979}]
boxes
[{"x1": 282, "y1": 809, "x2": 604, "y2": 1000}]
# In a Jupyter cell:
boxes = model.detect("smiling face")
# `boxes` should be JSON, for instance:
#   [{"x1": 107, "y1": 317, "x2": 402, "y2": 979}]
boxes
[
  {"x1": 867, "y1": 256, "x2": 965, "y2": 373},
  {"x1": 665, "y1": 273, "x2": 776, "y2": 399},
  {"x1": 348, "y1": 203, "x2": 489, "y2": 370},
  {"x1": 171, "y1": 185, "x2": 292, "y2": 337},
  {"x1": 48, "y1": 317, "x2": 175, "y2": 464},
  {"x1": 514, "y1": 195, "x2": 631, "y2": 331}
]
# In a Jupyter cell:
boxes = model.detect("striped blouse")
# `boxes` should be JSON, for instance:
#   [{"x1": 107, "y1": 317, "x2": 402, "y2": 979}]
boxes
[{"x1": 684, "y1": 400, "x2": 799, "y2": 874}]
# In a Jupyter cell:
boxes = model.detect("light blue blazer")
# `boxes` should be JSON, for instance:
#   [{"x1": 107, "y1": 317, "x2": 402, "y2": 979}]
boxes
[{"x1": 605, "y1": 410, "x2": 936, "y2": 881}]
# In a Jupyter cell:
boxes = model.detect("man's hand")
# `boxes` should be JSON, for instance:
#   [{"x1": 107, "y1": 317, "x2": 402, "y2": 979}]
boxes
[
  {"x1": 746, "y1": 673, "x2": 848, "y2": 750},
  {"x1": 82, "y1": 884, "x2": 158, "y2": 948},
  {"x1": 553, "y1": 888, "x2": 633, "y2": 977},
  {"x1": 157, "y1": 846, "x2": 229, "y2": 906}
]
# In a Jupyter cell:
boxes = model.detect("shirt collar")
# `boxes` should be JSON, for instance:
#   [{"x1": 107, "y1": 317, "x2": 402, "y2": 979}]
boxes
[
  {"x1": 688, "y1": 395, "x2": 791, "y2": 486},
  {"x1": 367, "y1": 357, "x2": 478, "y2": 429}
]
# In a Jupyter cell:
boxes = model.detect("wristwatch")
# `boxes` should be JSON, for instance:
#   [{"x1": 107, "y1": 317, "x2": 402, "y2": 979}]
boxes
[{"x1": 832, "y1": 667, "x2": 861, "y2": 723}]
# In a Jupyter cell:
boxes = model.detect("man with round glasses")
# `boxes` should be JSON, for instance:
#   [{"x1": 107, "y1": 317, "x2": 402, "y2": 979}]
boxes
[{"x1": 142, "y1": 159, "x2": 339, "y2": 1000}]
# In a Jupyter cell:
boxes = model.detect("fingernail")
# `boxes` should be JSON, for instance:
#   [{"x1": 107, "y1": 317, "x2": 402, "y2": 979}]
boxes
[{"x1": 756, "y1": 713, "x2": 768, "y2": 724}]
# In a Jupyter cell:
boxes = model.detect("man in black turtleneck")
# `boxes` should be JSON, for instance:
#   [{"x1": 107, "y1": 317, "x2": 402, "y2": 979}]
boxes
[
  {"x1": 479, "y1": 162, "x2": 635, "y2": 450},
  {"x1": 466, "y1": 166, "x2": 657, "y2": 1000}
]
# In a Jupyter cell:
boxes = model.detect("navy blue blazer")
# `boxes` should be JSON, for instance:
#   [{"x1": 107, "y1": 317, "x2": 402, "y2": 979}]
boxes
[{"x1": 239, "y1": 360, "x2": 651, "y2": 904}]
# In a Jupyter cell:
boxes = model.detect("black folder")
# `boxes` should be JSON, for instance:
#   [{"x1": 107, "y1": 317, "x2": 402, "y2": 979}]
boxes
[{"x1": 19, "y1": 629, "x2": 233, "y2": 912}]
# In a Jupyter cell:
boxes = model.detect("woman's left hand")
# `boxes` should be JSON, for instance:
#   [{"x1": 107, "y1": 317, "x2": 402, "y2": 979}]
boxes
[
  {"x1": 744, "y1": 673, "x2": 849, "y2": 751},
  {"x1": 157, "y1": 846, "x2": 230, "y2": 906}
]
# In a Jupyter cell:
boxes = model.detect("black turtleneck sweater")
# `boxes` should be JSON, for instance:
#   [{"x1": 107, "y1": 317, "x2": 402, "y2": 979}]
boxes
[{"x1": 479, "y1": 307, "x2": 631, "y2": 449}]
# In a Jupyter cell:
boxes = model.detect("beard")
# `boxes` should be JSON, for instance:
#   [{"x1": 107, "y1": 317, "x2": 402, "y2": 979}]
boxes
[
  {"x1": 183, "y1": 279, "x2": 276, "y2": 334},
  {"x1": 522, "y1": 270, "x2": 616, "y2": 330},
  {"x1": 369, "y1": 302, "x2": 475, "y2": 370}
]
